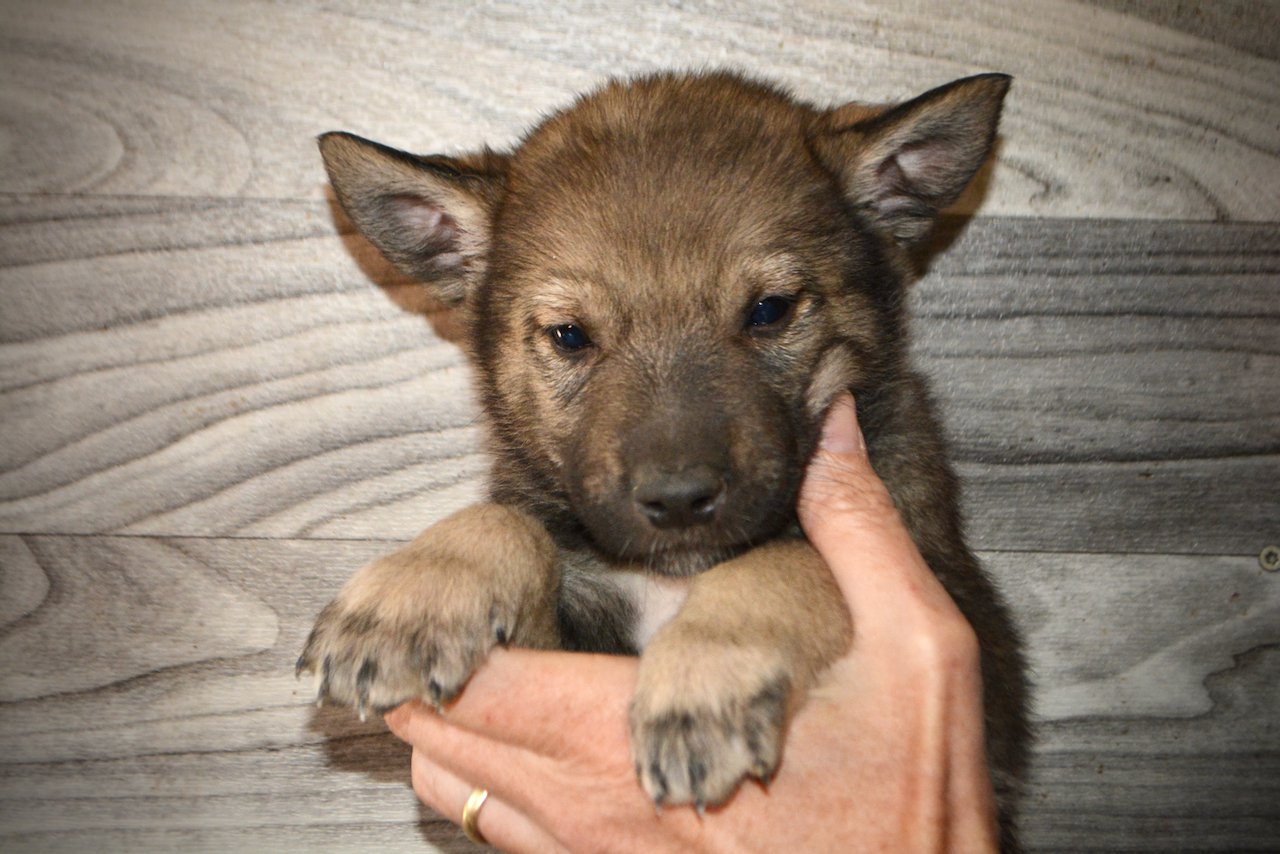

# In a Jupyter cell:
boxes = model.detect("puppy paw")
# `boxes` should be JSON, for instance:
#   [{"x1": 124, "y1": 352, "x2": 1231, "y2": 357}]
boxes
[
  {"x1": 629, "y1": 644, "x2": 791, "y2": 810},
  {"x1": 296, "y1": 505, "x2": 560, "y2": 717},
  {"x1": 296, "y1": 562, "x2": 514, "y2": 716}
]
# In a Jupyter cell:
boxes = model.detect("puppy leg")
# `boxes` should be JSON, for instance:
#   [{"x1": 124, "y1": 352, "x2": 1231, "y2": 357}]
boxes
[
  {"x1": 297, "y1": 503, "x2": 561, "y2": 715},
  {"x1": 630, "y1": 538, "x2": 851, "y2": 808}
]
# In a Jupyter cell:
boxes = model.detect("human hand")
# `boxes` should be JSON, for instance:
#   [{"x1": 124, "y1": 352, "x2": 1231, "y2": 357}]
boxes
[{"x1": 384, "y1": 394, "x2": 998, "y2": 852}]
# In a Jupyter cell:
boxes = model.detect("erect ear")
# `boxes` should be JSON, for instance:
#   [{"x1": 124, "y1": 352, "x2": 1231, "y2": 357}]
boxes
[
  {"x1": 814, "y1": 74, "x2": 1011, "y2": 244},
  {"x1": 318, "y1": 131, "x2": 507, "y2": 305}
]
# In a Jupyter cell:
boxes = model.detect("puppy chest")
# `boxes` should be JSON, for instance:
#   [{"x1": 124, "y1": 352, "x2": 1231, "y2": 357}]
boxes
[{"x1": 608, "y1": 572, "x2": 692, "y2": 650}]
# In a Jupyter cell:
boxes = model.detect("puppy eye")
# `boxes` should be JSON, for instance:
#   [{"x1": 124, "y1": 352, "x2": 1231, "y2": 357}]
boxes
[
  {"x1": 746, "y1": 296, "x2": 795, "y2": 331},
  {"x1": 548, "y1": 323, "x2": 592, "y2": 353}
]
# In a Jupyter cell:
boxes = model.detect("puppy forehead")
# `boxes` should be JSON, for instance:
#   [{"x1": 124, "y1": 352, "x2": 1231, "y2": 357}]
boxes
[
  {"x1": 503, "y1": 77, "x2": 827, "y2": 228},
  {"x1": 503, "y1": 176, "x2": 830, "y2": 328},
  {"x1": 493, "y1": 75, "x2": 845, "y2": 321},
  {"x1": 514, "y1": 71, "x2": 815, "y2": 171}
]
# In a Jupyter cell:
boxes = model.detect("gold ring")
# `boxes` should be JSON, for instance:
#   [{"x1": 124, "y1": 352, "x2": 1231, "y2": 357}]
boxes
[{"x1": 461, "y1": 786, "x2": 490, "y2": 845}]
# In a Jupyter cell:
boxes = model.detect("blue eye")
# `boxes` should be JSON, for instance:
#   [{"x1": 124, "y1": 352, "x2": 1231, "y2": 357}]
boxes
[
  {"x1": 747, "y1": 296, "x2": 794, "y2": 330},
  {"x1": 548, "y1": 324, "x2": 592, "y2": 352}
]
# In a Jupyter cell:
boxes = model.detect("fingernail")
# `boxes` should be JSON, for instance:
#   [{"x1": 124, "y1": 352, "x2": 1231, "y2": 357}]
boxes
[{"x1": 820, "y1": 394, "x2": 865, "y2": 455}]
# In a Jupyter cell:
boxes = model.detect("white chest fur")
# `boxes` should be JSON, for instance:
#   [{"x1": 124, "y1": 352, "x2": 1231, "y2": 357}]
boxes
[{"x1": 608, "y1": 571, "x2": 693, "y2": 650}]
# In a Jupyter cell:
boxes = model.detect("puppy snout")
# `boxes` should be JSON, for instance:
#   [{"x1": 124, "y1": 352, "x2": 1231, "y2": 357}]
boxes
[{"x1": 632, "y1": 464, "x2": 726, "y2": 529}]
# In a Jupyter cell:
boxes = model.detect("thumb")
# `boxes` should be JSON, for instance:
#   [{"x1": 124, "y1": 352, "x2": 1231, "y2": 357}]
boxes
[
  {"x1": 797, "y1": 393, "x2": 900, "y2": 543},
  {"x1": 797, "y1": 394, "x2": 936, "y2": 621}
]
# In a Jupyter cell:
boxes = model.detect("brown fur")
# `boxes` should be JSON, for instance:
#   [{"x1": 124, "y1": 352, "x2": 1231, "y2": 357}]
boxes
[{"x1": 298, "y1": 70, "x2": 1029, "y2": 850}]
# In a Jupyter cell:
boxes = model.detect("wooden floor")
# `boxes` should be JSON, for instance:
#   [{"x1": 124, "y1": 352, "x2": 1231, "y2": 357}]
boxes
[{"x1": 1, "y1": 1, "x2": 1277, "y2": 851}]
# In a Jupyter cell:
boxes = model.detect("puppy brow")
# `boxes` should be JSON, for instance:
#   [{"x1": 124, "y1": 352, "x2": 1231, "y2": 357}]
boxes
[
  {"x1": 737, "y1": 252, "x2": 807, "y2": 296},
  {"x1": 526, "y1": 273, "x2": 608, "y2": 325}
]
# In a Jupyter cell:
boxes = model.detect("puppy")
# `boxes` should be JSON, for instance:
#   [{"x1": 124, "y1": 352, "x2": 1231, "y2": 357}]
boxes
[{"x1": 299, "y1": 70, "x2": 1030, "y2": 848}]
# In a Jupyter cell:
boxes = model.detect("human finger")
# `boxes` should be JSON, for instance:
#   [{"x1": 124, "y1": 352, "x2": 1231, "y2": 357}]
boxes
[
  {"x1": 386, "y1": 694, "x2": 633, "y2": 823},
  {"x1": 391, "y1": 698, "x2": 684, "y2": 852},
  {"x1": 409, "y1": 744, "x2": 569, "y2": 853},
  {"x1": 397, "y1": 648, "x2": 637, "y2": 754},
  {"x1": 942, "y1": 659, "x2": 1001, "y2": 851},
  {"x1": 797, "y1": 394, "x2": 965, "y2": 638}
]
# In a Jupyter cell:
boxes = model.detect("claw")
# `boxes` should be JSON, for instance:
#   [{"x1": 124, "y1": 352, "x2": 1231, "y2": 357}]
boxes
[
  {"x1": 648, "y1": 761, "x2": 669, "y2": 809},
  {"x1": 315, "y1": 656, "x2": 332, "y2": 706},
  {"x1": 688, "y1": 758, "x2": 708, "y2": 814},
  {"x1": 356, "y1": 658, "x2": 376, "y2": 694},
  {"x1": 355, "y1": 658, "x2": 377, "y2": 721},
  {"x1": 488, "y1": 603, "x2": 508, "y2": 646},
  {"x1": 297, "y1": 627, "x2": 319, "y2": 678}
]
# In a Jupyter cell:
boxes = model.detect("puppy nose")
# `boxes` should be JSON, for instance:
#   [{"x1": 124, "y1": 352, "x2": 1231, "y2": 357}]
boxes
[{"x1": 633, "y1": 464, "x2": 726, "y2": 529}]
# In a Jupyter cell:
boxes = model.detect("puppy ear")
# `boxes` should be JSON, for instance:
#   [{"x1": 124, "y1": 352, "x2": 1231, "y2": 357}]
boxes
[
  {"x1": 318, "y1": 132, "x2": 507, "y2": 304},
  {"x1": 815, "y1": 74, "x2": 1011, "y2": 244}
]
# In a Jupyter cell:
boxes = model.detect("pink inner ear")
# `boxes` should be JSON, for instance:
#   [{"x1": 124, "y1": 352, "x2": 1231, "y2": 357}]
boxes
[
  {"x1": 878, "y1": 136, "x2": 970, "y2": 204},
  {"x1": 872, "y1": 153, "x2": 917, "y2": 214},
  {"x1": 389, "y1": 195, "x2": 465, "y2": 270},
  {"x1": 894, "y1": 143, "x2": 935, "y2": 183},
  {"x1": 390, "y1": 194, "x2": 457, "y2": 240}
]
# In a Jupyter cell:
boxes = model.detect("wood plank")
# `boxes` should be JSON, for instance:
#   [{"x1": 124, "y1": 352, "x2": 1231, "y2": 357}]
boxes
[
  {"x1": 0, "y1": 0, "x2": 1277, "y2": 220},
  {"x1": 0, "y1": 534, "x2": 447, "y2": 851},
  {"x1": 0, "y1": 535, "x2": 1275, "y2": 851},
  {"x1": 916, "y1": 216, "x2": 1280, "y2": 554},
  {"x1": 2, "y1": 200, "x2": 1274, "y2": 553},
  {"x1": 982, "y1": 551, "x2": 1280, "y2": 720},
  {"x1": 1024, "y1": 642, "x2": 1280, "y2": 851},
  {"x1": 1084, "y1": 0, "x2": 1280, "y2": 62},
  {"x1": 0, "y1": 195, "x2": 488, "y2": 541}
]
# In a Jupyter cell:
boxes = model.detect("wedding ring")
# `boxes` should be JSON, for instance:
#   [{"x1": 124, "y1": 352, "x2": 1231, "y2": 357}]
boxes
[{"x1": 461, "y1": 786, "x2": 490, "y2": 845}]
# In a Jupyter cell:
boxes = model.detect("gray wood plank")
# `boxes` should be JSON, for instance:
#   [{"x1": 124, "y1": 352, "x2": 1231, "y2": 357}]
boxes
[
  {"x1": 1, "y1": 0, "x2": 1277, "y2": 220},
  {"x1": 1, "y1": 199, "x2": 1274, "y2": 554},
  {"x1": 1025, "y1": 642, "x2": 1280, "y2": 852},
  {"x1": 916, "y1": 216, "x2": 1280, "y2": 554},
  {"x1": 0, "y1": 534, "x2": 448, "y2": 851},
  {"x1": 1085, "y1": 0, "x2": 1280, "y2": 62},
  {"x1": 0, "y1": 535, "x2": 1275, "y2": 852}
]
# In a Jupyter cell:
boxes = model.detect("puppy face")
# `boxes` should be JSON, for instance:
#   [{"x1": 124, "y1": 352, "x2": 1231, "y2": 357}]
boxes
[
  {"x1": 474, "y1": 78, "x2": 895, "y2": 572},
  {"x1": 319, "y1": 71, "x2": 1009, "y2": 574}
]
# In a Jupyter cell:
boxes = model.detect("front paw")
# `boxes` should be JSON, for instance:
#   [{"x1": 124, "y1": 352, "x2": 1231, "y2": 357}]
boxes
[
  {"x1": 296, "y1": 556, "x2": 516, "y2": 717},
  {"x1": 296, "y1": 505, "x2": 561, "y2": 717},
  {"x1": 629, "y1": 644, "x2": 791, "y2": 810}
]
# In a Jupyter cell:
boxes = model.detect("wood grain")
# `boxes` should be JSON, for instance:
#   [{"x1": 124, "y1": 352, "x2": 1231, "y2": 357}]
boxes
[
  {"x1": 0, "y1": 536, "x2": 1275, "y2": 852},
  {"x1": 0, "y1": 0, "x2": 1277, "y2": 219},
  {"x1": 1085, "y1": 0, "x2": 1280, "y2": 62}
]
